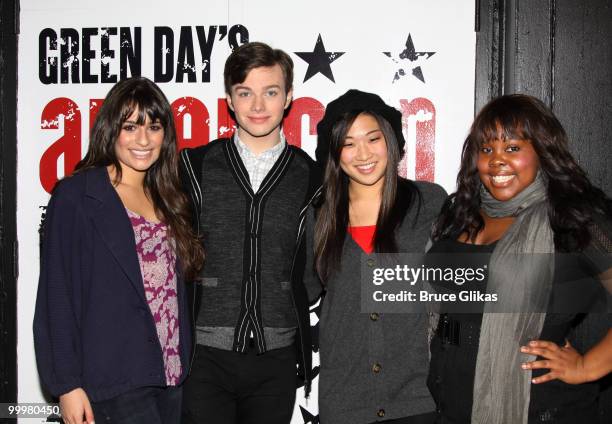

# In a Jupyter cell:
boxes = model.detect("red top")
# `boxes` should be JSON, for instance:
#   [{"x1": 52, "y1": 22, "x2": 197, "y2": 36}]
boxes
[{"x1": 347, "y1": 225, "x2": 376, "y2": 254}]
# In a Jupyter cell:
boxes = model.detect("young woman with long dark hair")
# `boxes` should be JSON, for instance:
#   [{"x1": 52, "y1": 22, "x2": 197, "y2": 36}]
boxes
[
  {"x1": 427, "y1": 94, "x2": 612, "y2": 424},
  {"x1": 34, "y1": 77, "x2": 204, "y2": 424},
  {"x1": 304, "y1": 90, "x2": 447, "y2": 424}
]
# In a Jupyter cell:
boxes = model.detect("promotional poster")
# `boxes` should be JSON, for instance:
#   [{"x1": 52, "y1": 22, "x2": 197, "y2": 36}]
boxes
[{"x1": 17, "y1": 0, "x2": 476, "y2": 422}]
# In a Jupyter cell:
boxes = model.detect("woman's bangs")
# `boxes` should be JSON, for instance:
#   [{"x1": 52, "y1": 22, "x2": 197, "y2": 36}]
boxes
[
  {"x1": 119, "y1": 92, "x2": 166, "y2": 126},
  {"x1": 477, "y1": 112, "x2": 528, "y2": 145}
]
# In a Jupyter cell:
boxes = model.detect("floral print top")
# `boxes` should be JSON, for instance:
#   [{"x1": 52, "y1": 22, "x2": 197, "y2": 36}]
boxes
[{"x1": 127, "y1": 209, "x2": 181, "y2": 386}]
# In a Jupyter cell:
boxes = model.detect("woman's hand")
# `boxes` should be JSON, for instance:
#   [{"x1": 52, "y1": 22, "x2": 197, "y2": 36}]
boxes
[
  {"x1": 520, "y1": 340, "x2": 587, "y2": 384},
  {"x1": 521, "y1": 331, "x2": 612, "y2": 385},
  {"x1": 59, "y1": 388, "x2": 94, "y2": 424}
]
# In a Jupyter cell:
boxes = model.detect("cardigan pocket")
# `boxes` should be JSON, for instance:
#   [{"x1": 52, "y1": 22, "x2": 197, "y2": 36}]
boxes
[{"x1": 201, "y1": 278, "x2": 218, "y2": 288}]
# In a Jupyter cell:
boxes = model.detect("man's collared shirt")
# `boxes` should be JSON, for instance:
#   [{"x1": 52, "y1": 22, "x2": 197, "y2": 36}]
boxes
[{"x1": 234, "y1": 131, "x2": 286, "y2": 192}]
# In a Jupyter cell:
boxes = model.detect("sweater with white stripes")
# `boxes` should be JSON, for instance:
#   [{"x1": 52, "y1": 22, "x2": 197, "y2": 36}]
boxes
[{"x1": 179, "y1": 137, "x2": 321, "y2": 356}]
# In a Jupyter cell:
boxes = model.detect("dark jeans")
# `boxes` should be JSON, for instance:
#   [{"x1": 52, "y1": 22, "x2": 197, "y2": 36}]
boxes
[
  {"x1": 91, "y1": 385, "x2": 182, "y2": 424},
  {"x1": 182, "y1": 343, "x2": 297, "y2": 424}
]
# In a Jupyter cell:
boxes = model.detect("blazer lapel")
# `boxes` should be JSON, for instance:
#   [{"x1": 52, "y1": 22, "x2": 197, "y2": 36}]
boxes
[{"x1": 84, "y1": 167, "x2": 147, "y2": 304}]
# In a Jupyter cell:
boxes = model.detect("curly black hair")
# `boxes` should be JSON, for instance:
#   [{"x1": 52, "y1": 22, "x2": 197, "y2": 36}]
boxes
[{"x1": 432, "y1": 94, "x2": 612, "y2": 251}]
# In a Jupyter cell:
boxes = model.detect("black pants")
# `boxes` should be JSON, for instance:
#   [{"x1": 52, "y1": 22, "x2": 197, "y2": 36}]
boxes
[
  {"x1": 182, "y1": 344, "x2": 297, "y2": 424},
  {"x1": 91, "y1": 385, "x2": 182, "y2": 424},
  {"x1": 372, "y1": 412, "x2": 436, "y2": 424}
]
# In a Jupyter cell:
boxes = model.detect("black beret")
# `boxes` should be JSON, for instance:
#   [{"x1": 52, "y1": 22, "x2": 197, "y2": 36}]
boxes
[{"x1": 315, "y1": 89, "x2": 406, "y2": 167}]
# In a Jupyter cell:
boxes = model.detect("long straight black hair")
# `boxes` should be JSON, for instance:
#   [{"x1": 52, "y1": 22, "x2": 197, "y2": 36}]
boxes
[
  {"x1": 75, "y1": 76, "x2": 204, "y2": 279},
  {"x1": 314, "y1": 110, "x2": 418, "y2": 282}
]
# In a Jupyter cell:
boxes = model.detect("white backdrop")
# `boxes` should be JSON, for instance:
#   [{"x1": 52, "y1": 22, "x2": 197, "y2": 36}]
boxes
[{"x1": 17, "y1": 1, "x2": 476, "y2": 422}]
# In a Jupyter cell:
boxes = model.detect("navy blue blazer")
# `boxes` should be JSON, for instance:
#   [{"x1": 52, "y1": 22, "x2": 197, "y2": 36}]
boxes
[{"x1": 33, "y1": 166, "x2": 193, "y2": 402}]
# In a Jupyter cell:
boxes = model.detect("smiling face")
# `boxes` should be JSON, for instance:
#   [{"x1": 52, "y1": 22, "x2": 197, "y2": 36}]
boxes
[
  {"x1": 339, "y1": 113, "x2": 388, "y2": 191},
  {"x1": 226, "y1": 64, "x2": 292, "y2": 147},
  {"x1": 477, "y1": 136, "x2": 540, "y2": 201},
  {"x1": 114, "y1": 109, "x2": 164, "y2": 180}
]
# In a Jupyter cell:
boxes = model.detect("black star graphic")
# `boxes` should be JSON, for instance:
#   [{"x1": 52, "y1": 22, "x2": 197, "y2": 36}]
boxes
[
  {"x1": 311, "y1": 365, "x2": 320, "y2": 380},
  {"x1": 310, "y1": 296, "x2": 323, "y2": 351},
  {"x1": 299, "y1": 405, "x2": 320, "y2": 424},
  {"x1": 383, "y1": 33, "x2": 435, "y2": 83},
  {"x1": 295, "y1": 34, "x2": 344, "y2": 83},
  {"x1": 295, "y1": 364, "x2": 320, "y2": 390}
]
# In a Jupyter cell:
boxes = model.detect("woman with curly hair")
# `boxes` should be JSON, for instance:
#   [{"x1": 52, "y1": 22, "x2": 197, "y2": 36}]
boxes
[{"x1": 427, "y1": 94, "x2": 612, "y2": 423}]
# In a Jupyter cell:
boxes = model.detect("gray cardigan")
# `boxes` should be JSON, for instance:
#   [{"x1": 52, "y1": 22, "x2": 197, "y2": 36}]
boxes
[
  {"x1": 179, "y1": 139, "x2": 321, "y2": 354},
  {"x1": 304, "y1": 180, "x2": 447, "y2": 424}
]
